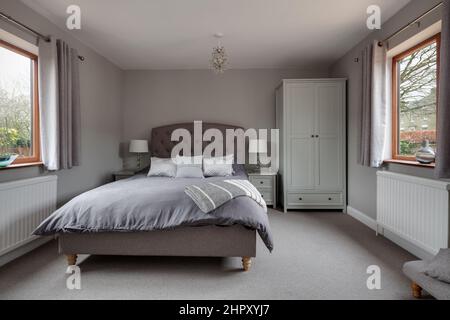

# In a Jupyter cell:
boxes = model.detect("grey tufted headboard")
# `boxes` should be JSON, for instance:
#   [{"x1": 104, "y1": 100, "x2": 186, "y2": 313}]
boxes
[{"x1": 150, "y1": 122, "x2": 244, "y2": 158}]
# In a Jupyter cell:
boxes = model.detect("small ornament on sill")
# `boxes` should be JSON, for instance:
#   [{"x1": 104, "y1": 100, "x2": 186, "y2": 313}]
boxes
[
  {"x1": 0, "y1": 153, "x2": 18, "y2": 168},
  {"x1": 415, "y1": 140, "x2": 435, "y2": 164}
]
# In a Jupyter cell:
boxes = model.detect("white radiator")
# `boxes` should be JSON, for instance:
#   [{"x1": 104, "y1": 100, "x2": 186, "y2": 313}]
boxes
[
  {"x1": 377, "y1": 171, "x2": 450, "y2": 258},
  {"x1": 0, "y1": 176, "x2": 57, "y2": 256}
]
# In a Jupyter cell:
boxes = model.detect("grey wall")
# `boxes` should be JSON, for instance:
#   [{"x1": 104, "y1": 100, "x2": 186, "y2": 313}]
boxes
[
  {"x1": 0, "y1": 0, "x2": 329, "y2": 201},
  {"x1": 330, "y1": 0, "x2": 442, "y2": 219},
  {"x1": 121, "y1": 68, "x2": 328, "y2": 168},
  {"x1": 0, "y1": 0, "x2": 124, "y2": 205},
  {"x1": 3, "y1": 0, "x2": 438, "y2": 218}
]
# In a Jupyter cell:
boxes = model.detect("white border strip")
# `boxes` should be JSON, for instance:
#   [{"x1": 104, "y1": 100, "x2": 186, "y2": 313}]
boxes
[
  {"x1": 346, "y1": 206, "x2": 377, "y2": 231},
  {"x1": 192, "y1": 185, "x2": 216, "y2": 209},
  {"x1": 346, "y1": 206, "x2": 434, "y2": 260}
]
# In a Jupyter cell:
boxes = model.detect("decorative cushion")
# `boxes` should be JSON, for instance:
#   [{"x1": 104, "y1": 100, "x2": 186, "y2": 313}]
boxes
[
  {"x1": 403, "y1": 261, "x2": 450, "y2": 300},
  {"x1": 425, "y1": 249, "x2": 450, "y2": 283},
  {"x1": 147, "y1": 157, "x2": 177, "y2": 177},
  {"x1": 175, "y1": 155, "x2": 204, "y2": 178},
  {"x1": 203, "y1": 155, "x2": 234, "y2": 177}
]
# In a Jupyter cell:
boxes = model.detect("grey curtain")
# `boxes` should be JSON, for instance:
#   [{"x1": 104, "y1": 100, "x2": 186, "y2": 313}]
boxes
[
  {"x1": 359, "y1": 44, "x2": 372, "y2": 167},
  {"x1": 38, "y1": 37, "x2": 59, "y2": 170},
  {"x1": 436, "y1": 0, "x2": 450, "y2": 179},
  {"x1": 38, "y1": 38, "x2": 81, "y2": 171},
  {"x1": 56, "y1": 40, "x2": 81, "y2": 170},
  {"x1": 359, "y1": 41, "x2": 389, "y2": 168}
]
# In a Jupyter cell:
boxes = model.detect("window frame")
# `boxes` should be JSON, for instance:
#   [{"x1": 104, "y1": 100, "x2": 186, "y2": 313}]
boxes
[
  {"x1": 391, "y1": 33, "x2": 441, "y2": 162},
  {"x1": 0, "y1": 39, "x2": 40, "y2": 165}
]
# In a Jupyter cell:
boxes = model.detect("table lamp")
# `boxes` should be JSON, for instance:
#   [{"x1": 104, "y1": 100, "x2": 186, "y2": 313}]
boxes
[
  {"x1": 129, "y1": 140, "x2": 149, "y2": 169},
  {"x1": 249, "y1": 139, "x2": 268, "y2": 169}
]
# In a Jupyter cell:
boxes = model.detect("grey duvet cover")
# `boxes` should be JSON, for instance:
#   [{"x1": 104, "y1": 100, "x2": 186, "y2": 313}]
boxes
[{"x1": 33, "y1": 170, "x2": 273, "y2": 251}]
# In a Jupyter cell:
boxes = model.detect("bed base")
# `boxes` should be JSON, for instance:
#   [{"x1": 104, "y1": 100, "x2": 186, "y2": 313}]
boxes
[
  {"x1": 66, "y1": 254, "x2": 252, "y2": 271},
  {"x1": 60, "y1": 225, "x2": 256, "y2": 271}
]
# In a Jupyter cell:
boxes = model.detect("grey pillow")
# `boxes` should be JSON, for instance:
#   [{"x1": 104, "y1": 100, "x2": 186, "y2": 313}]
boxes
[
  {"x1": 147, "y1": 157, "x2": 177, "y2": 177},
  {"x1": 424, "y1": 249, "x2": 450, "y2": 283},
  {"x1": 203, "y1": 155, "x2": 234, "y2": 177},
  {"x1": 175, "y1": 156, "x2": 204, "y2": 179}
]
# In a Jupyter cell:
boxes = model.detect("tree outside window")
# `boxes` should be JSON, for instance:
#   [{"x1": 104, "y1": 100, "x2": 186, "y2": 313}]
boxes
[
  {"x1": 0, "y1": 40, "x2": 39, "y2": 164},
  {"x1": 392, "y1": 34, "x2": 440, "y2": 161}
]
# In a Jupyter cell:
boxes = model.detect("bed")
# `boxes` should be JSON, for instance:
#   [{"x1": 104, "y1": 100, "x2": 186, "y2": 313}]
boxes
[{"x1": 33, "y1": 123, "x2": 273, "y2": 271}]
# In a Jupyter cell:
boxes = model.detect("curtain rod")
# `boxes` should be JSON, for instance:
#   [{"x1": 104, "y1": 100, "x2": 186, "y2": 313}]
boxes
[
  {"x1": 0, "y1": 10, "x2": 85, "y2": 61},
  {"x1": 378, "y1": 1, "x2": 443, "y2": 47}
]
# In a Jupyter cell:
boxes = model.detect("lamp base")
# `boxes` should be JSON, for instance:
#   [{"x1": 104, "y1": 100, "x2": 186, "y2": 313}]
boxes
[{"x1": 137, "y1": 153, "x2": 141, "y2": 170}]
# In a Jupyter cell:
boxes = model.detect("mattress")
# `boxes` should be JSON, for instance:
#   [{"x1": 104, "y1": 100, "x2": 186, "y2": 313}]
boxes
[{"x1": 34, "y1": 168, "x2": 273, "y2": 251}]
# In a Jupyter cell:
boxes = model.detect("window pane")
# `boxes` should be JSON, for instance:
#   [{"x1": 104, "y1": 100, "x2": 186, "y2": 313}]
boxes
[
  {"x1": 398, "y1": 41, "x2": 437, "y2": 156},
  {"x1": 0, "y1": 46, "x2": 33, "y2": 159}
]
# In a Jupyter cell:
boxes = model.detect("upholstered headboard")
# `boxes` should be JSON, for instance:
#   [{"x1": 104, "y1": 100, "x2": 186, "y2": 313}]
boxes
[{"x1": 150, "y1": 122, "x2": 243, "y2": 158}]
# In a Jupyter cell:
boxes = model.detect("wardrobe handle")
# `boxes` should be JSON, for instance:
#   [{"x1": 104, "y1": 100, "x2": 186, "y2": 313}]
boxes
[
  {"x1": 328, "y1": 198, "x2": 332, "y2": 201},
  {"x1": 311, "y1": 135, "x2": 314, "y2": 138},
  {"x1": 316, "y1": 135, "x2": 319, "y2": 138},
  {"x1": 299, "y1": 197, "x2": 303, "y2": 201}
]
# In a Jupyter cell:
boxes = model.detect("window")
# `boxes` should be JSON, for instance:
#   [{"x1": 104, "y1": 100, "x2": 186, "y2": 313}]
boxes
[
  {"x1": 392, "y1": 34, "x2": 440, "y2": 161},
  {"x1": 0, "y1": 39, "x2": 40, "y2": 164}
]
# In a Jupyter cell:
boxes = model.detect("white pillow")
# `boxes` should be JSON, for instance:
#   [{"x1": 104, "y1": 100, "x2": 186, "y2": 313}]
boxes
[
  {"x1": 174, "y1": 155, "x2": 203, "y2": 165},
  {"x1": 175, "y1": 155, "x2": 204, "y2": 178},
  {"x1": 203, "y1": 155, "x2": 234, "y2": 177},
  {"x1": 147, "y1": 157, "x2": 177, "y2": 177}
]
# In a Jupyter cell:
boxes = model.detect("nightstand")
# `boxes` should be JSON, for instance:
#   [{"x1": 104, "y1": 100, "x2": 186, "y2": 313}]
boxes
[
  {"x1": 248, "y1": 171, "x2": 277, "y2": 207},
  {"x1": 113, "y1": 170, "x2": 136, "y2": 181}
]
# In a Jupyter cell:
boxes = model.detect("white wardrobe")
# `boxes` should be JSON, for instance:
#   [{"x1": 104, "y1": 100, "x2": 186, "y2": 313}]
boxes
[{"x1": 276, "y1": 79, "x2": 346, "y2": 212}]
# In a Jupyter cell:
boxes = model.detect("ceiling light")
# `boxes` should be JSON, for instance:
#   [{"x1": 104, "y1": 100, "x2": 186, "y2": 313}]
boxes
[{"x1": 211, "y1": 33, "x2": 228, "y2": 74}]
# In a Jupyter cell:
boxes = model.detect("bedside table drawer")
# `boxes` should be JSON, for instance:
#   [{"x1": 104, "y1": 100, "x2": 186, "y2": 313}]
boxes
[
  {"x1": 248, "y1": 173, "x2": 277, "y2": 207},
  {"x1": 249, "y1": 177, "x2": 273, "y2": 188},
  {"x1": 113, "y1": 171, "x2": 136, "y2": 181},
  {"x1": 115, "y1": 175, "x2": 131, "y2": 181},
  {"x1": 259, "y1": 189, "x2": 274, "y2": 203}
]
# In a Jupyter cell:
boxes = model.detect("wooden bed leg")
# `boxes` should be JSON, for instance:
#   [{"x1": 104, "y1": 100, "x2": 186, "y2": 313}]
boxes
[
  {"x1": 66, "y1": 254, "x2": 78, "y2": 266},
  {"x1": 412, "y1": 282, "x2": 422, "y2": 299},
  {"x1": 242, "y1": 257, "x2": 252, "y2": 272}
]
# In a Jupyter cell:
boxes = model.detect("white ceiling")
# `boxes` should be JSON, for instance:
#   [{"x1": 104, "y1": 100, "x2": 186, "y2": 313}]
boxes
[{"x1": 21, "y1": 0, "x2": 410, "y2": 70}]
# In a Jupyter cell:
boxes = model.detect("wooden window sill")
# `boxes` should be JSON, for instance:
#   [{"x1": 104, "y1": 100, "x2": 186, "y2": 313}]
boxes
[
  {"x1": 0, "y1": 162, "x2": 43, "y2": 170},
  {"x1": 384, "y1": 159, "x2": 435, "y2": 168}
]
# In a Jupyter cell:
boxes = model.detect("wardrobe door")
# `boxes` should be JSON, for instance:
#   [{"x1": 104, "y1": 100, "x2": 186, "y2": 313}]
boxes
[
  {"x1": 315, "y1": 82, "x2": 344, "y2": 191},
  {"x1": 286, "y1": 83, "x2": 315, "y2": 190}
]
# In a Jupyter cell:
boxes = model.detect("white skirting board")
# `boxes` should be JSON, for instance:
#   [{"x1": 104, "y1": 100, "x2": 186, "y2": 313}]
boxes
[
  {"x1": 346, "y1": 207, "x2": 377, "y2": 231},
  {"x1": 0, "y1": 237, "x2": 52, "y2": 268},
  {"x1": 346, "y1": 206, "x2": 434, "y2": 261}
]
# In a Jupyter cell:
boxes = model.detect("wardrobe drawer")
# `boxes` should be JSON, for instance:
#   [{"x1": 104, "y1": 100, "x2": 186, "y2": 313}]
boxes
[
  {"x1": 287, "y1": 193, "x2": 343, "y2": 205},
  {"x1": 249, "y1": 176, "x2": 273, "y2": 188}
]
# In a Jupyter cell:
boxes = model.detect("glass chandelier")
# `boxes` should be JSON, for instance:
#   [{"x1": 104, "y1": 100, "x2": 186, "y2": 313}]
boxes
[{"x1": 211, "y1": 33, "x2": 228, "y2": 74}]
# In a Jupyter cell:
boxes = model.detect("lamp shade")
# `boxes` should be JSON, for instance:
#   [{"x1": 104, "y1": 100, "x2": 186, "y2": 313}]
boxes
[
  {"x1": 249, "y1": 139, "x2": 268, "y2": 153},
  {"x1": 129, "y1": 140, "x2": 149, "y2": 153}
]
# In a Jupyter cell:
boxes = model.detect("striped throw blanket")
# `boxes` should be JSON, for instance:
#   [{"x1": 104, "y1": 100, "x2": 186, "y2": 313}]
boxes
[{"x1": 185, "y1": 180, "x2": 267, "y2": 214}]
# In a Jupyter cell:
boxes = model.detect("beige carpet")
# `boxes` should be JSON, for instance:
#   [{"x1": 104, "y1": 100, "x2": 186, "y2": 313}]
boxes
[{"x1": 0, "y1": 210, "x2": 420, "y2": 300}]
